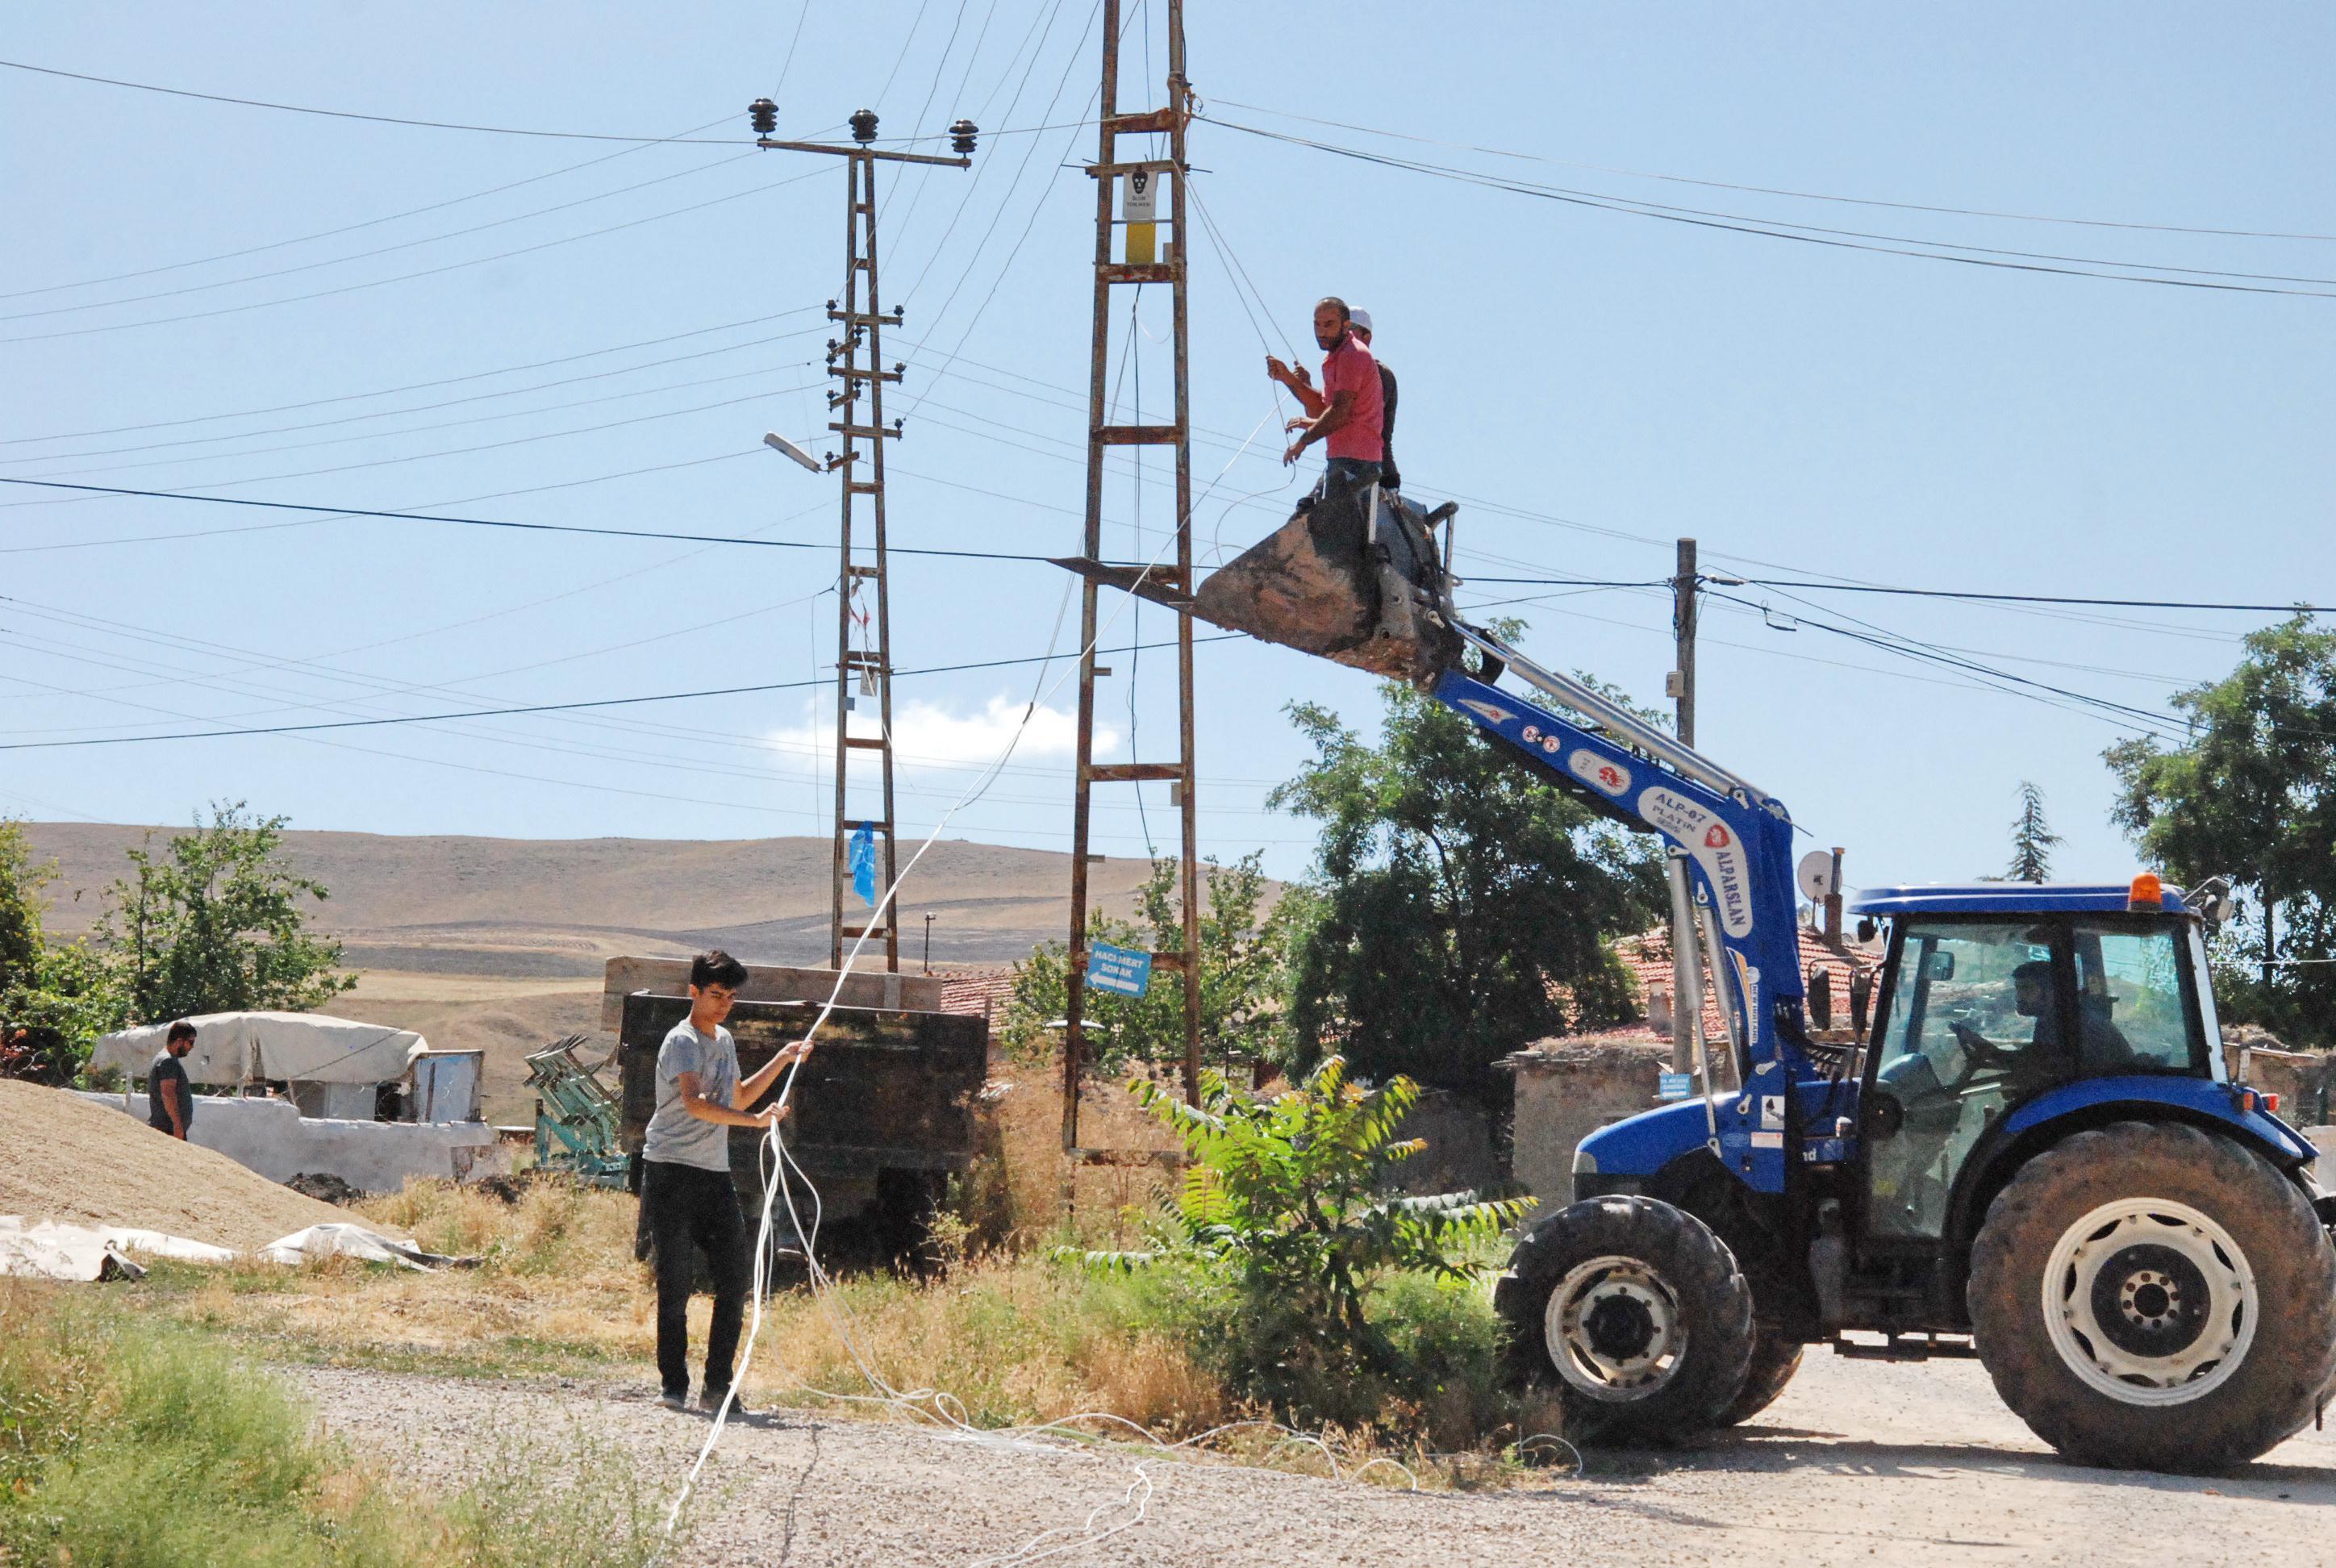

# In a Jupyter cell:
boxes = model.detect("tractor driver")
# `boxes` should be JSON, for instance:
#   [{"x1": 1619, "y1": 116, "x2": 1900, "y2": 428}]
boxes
[{"x1": 2014, "y1": 959, "x2": 2138, "y2": 1074}]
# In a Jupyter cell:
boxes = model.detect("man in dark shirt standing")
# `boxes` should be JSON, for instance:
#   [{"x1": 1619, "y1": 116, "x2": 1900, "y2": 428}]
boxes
[
  {"x1": 148, "y1": 1020, "x2": 197, "y2": 1140},
  {"x1": 1349, "y1": 309, "x2": 1399, "y2": 493}
]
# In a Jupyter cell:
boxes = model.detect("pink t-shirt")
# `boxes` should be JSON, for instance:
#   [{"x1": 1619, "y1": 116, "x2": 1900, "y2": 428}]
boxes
[{"x1": 1319, "y1": 335, "x2": 1384, "y2": 463}]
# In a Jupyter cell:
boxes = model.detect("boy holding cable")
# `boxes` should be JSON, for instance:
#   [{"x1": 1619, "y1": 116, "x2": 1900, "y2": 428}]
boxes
[{"x1": 641, "y1": 949, "x2": 814, "y2": 1414}]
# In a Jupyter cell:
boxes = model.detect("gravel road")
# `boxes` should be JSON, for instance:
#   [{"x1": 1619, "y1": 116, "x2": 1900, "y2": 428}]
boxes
[{"x1": 299, "y1": 1351, "x2": 2336, "y2": 1566}]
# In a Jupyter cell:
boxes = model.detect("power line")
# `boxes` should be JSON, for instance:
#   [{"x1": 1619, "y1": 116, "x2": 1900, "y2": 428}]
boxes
[
  {"x1": 9, "y1": 356, "x2": 823, "y2": 479},
  {"x1": 1700, "y1": 586, "x2": 2188, "y2": 740},
  {"x1": 0, "y1": 327, "x2": 831, "y2": 469},
  {"x1": 0, "y1": 58, "x2": 750, "y2": 143},
  {"x1": 1205, "y1": 95, "x2": 2336, "y2": 245},
  {"x1": 0, "y1": 165, "x2": 830, "y2": 344},
  {"x1": 0, "y1": 633, "x2": 1240, "y2": 751},
  {"x1": 0, "y1": 149, "x2": 762, "y2": 323},
  {"x1": 0, "y1": 386, "x2": 820, "y2": 509},
  {"x1": 1202, "y1": 117, "x2": 2336, "y2": 301},
  {"x1": 1733, "y1": 578, "x2": 2329, "y2": 615},
  {"x1": 0, "y1": 115, "x2": 743, "y2": 302},
  {"x1": 0, "y1": 476, "x2": 1074, "y2": 561},
  {"x1": 0, "y1": 448, "x2": 765, "y2": 554},
  {"x1": 0, "y1": 311, "x2": 814, "y2": 446}
]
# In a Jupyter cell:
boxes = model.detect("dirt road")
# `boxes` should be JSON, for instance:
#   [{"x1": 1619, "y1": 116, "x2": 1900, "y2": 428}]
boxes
[{"x1": 300, "y1": 1348, "x2": 2335, "y2": 1566}]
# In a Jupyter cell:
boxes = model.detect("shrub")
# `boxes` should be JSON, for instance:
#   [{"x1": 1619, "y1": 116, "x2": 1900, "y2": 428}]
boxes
[{"x1": 1065, "y1": 1057, "x2": 1532, "y2": 1430}]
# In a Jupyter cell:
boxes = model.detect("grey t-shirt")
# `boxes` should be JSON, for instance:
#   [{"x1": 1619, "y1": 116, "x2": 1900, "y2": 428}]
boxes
[{"x1": 641, "y1": 1020, "x2": 740, "y2": 1173}]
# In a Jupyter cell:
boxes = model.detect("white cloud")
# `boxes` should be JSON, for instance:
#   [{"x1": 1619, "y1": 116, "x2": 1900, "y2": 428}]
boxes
[{"x1": 765, "y1": 694, "x2": 1118, "y2": 773}]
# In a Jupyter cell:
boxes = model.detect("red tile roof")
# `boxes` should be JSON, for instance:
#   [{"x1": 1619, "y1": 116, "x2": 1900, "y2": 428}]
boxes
[
  {"x1": 1612, "y1": 921, "x2": 1882, "y2": 1040},
  {"x1": 934, "y1": 965, "x2": 1019, "y2": 1019}
]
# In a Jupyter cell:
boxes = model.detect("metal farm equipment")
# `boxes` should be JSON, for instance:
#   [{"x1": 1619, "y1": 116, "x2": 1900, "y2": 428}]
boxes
[{"x1": 525, "y1": 1035, "x2": 630, "y2": 1187}]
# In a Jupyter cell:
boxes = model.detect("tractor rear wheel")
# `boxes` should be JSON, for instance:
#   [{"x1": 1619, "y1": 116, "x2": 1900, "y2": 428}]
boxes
[
  {"x1": 1967, "y1": 1120, "x2": 2336, "y2": 1473},
  {"x1": 1498, "y1": 1195, "x2": 1754, "y2": 1445}
]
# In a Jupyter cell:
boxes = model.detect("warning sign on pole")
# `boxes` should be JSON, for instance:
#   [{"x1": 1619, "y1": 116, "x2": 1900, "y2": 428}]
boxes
[{"x1": 1123, "y1": 169, "x2": 1158, "y2": 265}]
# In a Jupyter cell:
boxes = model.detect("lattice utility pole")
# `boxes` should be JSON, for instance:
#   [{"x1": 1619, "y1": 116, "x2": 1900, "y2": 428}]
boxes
[
  {"x1": 1062, "y1": 0, "x2": 1200, "y2": 1150},
  {"x1": 749, "y1": 101, "x2": 974, "y2": 971}
]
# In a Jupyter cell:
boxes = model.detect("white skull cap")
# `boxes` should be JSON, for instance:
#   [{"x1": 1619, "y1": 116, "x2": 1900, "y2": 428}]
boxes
[{"x1": 1349, "y1": 308, "x2": 1373, "y2": 333}]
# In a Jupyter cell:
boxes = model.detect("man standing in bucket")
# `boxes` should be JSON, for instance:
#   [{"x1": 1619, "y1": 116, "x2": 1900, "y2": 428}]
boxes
[
  {"x1": 641, "y1": 949, "x2": 813, "y2": 1415},
  {"x1": 1266, "y1": 295, "x2": 1383, "y2": 498}
]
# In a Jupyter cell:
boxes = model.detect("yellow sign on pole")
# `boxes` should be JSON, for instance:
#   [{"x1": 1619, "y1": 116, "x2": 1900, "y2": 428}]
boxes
[{"x1": 1123, "y1": 169, "x2": 1158, "y2": 265}]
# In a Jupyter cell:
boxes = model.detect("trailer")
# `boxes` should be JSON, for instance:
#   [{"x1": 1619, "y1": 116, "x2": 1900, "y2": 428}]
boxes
[{"x1": 613, "y1": 983, "x2": 988, "y2": 1264}]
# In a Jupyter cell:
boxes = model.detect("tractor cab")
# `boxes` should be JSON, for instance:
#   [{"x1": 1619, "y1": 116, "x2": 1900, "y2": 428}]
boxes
[{"x1": 1851, "y1": 878, "x2": 2229, "y2": 1253}]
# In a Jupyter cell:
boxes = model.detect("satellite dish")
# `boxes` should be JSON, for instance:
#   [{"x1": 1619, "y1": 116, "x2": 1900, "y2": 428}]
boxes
[
  {"x1": 763, "y1": 432, "x2": 824, "y2": 473},
  {"x1": 1797, "y1": 849, "x2": 1838, "y2": 903}
]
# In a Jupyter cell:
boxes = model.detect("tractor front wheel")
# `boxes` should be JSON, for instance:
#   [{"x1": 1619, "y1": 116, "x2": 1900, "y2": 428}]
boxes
[
  {"x1": 1498, "y1": 1195, "x2": 1754, "y2": 1445},
  {"x1": 1967, "y1": 1120, "x2": 2336, "y2": 1473}
]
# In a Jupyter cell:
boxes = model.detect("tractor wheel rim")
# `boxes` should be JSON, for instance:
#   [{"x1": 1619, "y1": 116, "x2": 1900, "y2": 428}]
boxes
[
  {"x1": 2040, "y1": 1197, "x2": 2257, "y2": 1407},
  {"x1": 1546, "y1": 1253, "x2": 1687, "y2": 1402}
]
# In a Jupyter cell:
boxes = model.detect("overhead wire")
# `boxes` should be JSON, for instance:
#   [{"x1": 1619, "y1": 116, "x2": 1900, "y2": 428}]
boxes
[
  {"x1": 0, "y1": 310, "x2": 817, "y2": 446},
  {"x1": 1202, "y1": 116, "x2": 2336, "y2": 301},
  {"x1": 0, "y1": 115, "x2": 742, "y2": 302},
  {"x1": 0, "y1": 325, "x2": 834, "y2": 469},
  {"x1": 0, "y1": 58, "x2": 752, "y2": 143},
  {"x1": 0, "y1": 148, "x2": 765, "y2": 323},
  {"x1": 0, "y1": 164, "x2": 832, "y2": 344},
  {"x1": 1204, "y1": 95, "x2": 2336, "y2": 245}
]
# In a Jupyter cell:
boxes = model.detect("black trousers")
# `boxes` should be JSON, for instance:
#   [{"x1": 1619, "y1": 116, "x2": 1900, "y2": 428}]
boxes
[{"x1": 641, "y1": 1158, "x2": 750, "y2": 1397}]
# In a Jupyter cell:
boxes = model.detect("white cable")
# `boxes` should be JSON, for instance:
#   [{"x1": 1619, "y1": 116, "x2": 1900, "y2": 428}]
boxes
[{"x1": 656, "y1": 408, "x2": 1451, "y2": 1558}]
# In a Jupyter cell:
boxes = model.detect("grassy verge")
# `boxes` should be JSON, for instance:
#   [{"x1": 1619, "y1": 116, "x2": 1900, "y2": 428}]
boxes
[
  {"x1": 0, "y1": 1280, "x2": 674, "y2": 1566},
  {"x1": 135, "y1": 1178, "x2": 1555, "y2": 1488}
]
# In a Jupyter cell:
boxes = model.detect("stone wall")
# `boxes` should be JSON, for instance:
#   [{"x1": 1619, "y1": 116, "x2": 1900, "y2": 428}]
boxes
[
  {"x1": 1502, "y1": 1036, "x2": 1672, "y2": 1205},
  {"x1": 1386, "y1": 1087, "x2": 1498, "y2": 1197},
  {"x1": 82, "y1": 1091, "x2": 504, "y2": 1193},
  {"x1": 2223, "y1": 1028, "x2": 2333, "y2": 1126}
]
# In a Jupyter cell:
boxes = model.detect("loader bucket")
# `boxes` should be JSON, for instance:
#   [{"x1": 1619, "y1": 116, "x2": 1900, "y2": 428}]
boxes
[{"x1": 1057, "y1": 480, "x2": 1461, "y2": 686}]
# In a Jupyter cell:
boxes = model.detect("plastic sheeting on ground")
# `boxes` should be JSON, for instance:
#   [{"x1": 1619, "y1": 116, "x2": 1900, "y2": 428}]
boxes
[
  {"x1": 89, "y1": 1011, "x2": 428, "y2": 1087},
  {"x1": 0, "y1": 1217, "x2": 235, "y2": 1281},
  {"x1": 252, "y1": 1223, "x2": 473, "y2": 1271},
  {"x1": 0, "y1": 1215, "x2": 468, "y2": 1281}
]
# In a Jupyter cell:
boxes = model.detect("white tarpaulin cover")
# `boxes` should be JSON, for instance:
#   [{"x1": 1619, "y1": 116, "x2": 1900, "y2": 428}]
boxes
[
  {"x1": 89, "y1": 1011, "x2": 428, "y2": 1086},
  {"x1": 0, "y1": 1217, "x2": 236, "y2": 1281},
  {"x1": 253, "y1": 1223, "x2": 469, "y2": 1270},
  {"x1": 0, "y1": 1216, "x2": 453, "y2": 1280}
]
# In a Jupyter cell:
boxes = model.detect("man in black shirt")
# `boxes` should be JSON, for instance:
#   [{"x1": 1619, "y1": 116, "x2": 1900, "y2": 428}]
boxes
[
  {"x1": 1349, "y1": 309, "x2": 1399, "y2": 492},
  {"x1": 148, "y1": 1020, "x2": 198, "y2": 1140}
]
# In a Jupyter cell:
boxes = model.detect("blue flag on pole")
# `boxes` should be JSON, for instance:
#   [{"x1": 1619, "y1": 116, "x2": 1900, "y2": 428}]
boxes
[{"x1": 848, "y1": 821, "x2": 877, "y2": 907}]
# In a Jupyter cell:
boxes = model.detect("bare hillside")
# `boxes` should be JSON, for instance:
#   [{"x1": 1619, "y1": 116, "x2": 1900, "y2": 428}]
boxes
[{"x1": 19, "y1": 824, "x2": 1170, "y2": 974}]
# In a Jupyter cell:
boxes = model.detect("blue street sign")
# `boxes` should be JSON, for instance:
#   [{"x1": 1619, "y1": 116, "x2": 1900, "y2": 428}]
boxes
[
  {"x1": 1085, "y1": 941, "x2": 1153, "y2": 999},
  {"x1": 1657, "y1": 1071, "x2": 1694, "y2": 1101}
]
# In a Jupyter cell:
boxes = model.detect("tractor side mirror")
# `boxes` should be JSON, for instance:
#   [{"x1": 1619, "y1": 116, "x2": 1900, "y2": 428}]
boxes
[
  {"x1": 1855, "y1": 917, "x2": 1877, "y2": 945},
  {"x1": 1925, "y1": 951, "x2": 1955, "y2": 982}
]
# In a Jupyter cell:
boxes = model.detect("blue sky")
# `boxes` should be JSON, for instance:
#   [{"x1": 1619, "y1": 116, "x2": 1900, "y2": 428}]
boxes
[{"x1": 2, "y1": 2, "x2": 2330, "y2": 900}]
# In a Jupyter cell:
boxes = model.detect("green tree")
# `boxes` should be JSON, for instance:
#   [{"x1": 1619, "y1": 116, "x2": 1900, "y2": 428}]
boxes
[
  {"x1": 99, "y1": 803, "x2": 353, "y2": 1026},
  {"x1": 2005, "y1": 779, "x2": 2060, "y2": 882},
  {"x1": 1270, "y1": 679, "x2": 1667, "y2": 1105},
  {"x1": 1003, "y1": 853, "x2": 1301, "y2": 1076},
  {"x1": 0, "y1": 822, "x2": 122, "y2": 1083},
  {"x1": 2106, "y1": 616, "x2": 2336, "y2": 1045}
]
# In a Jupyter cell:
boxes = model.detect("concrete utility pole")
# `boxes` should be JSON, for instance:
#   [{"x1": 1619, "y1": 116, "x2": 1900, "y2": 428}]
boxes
[
  {"x1": 1063, "y1": 0, "x2": 1201, "y2": 1153},
  {"x1": 748, "y1": 101, "x2": 973, "y2": 972},
  {"x1": 1666, "y1": 537, "x2": 1700, "y2": 1076}
]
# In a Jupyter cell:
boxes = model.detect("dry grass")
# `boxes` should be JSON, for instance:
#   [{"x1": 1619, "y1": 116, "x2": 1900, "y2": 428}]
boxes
[{"x1": 138, "y1": 1173, "x2": 1542, "y2": 1491}]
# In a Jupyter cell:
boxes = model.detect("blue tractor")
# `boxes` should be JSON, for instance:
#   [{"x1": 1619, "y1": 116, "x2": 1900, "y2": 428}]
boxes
[{"x1": 1066, "y1": 479, "x2": 2336, "y2": 1471}]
